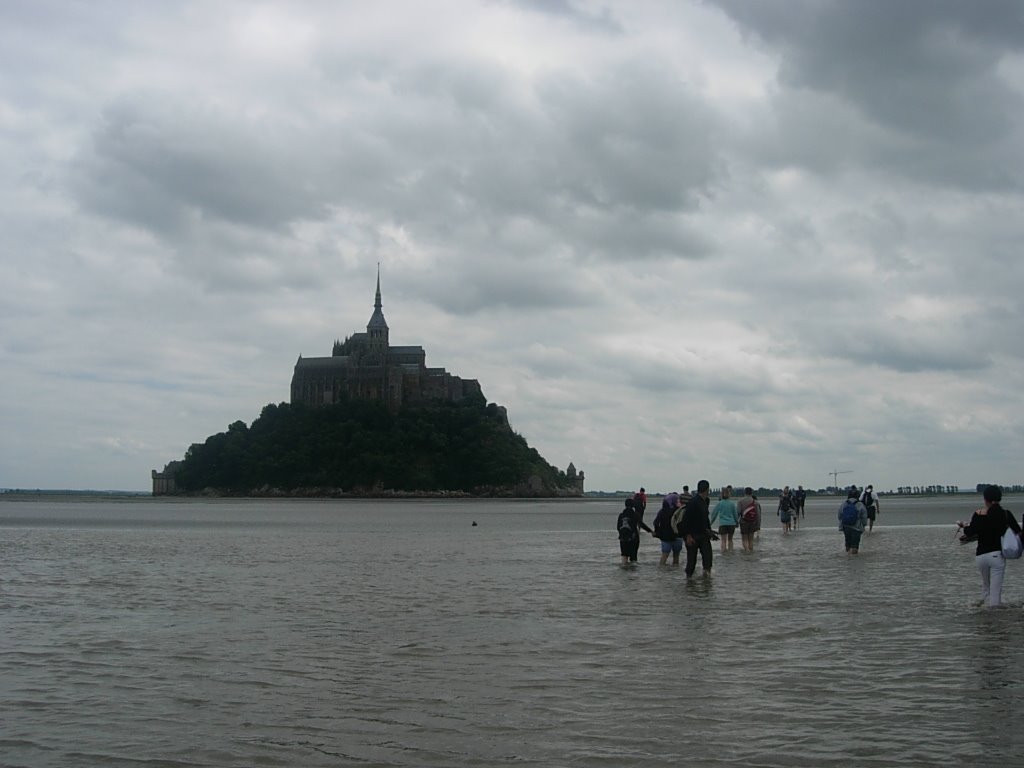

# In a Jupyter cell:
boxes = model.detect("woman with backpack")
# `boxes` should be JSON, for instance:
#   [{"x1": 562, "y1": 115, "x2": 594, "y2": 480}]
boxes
[
  {"x1": 616, "y1": 497, "x2": 652, "y2": 566},
  {"x1": 737, "y1": 487, "x2": 759, "y2": 552},
  {"x1": 957, "y1": 485, "x2": 1022, "y2": 607},
  {"x1": 837, "y1": 486, "x2": 868, "y2": 554}
]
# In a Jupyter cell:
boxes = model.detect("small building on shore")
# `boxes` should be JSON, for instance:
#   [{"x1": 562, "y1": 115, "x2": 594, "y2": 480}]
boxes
[{"x1": 151, "y1": 461, "x2": 181, "y2": 496}]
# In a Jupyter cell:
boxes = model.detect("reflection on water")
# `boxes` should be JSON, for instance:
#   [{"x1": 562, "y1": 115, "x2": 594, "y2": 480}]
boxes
[{"x1": 2, "y1": 496, "x2": 1024, "y2": 767}]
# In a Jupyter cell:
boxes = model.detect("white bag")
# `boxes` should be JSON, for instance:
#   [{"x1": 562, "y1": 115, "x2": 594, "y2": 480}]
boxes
[{"x1": 1000, "y1": 526, "x2": 1022, "y2": 559}]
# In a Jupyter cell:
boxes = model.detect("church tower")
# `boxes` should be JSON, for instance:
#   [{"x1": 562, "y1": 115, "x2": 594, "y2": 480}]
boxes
[{"x1": 366, "y1": 265, "x2": 389, "y2": 360}]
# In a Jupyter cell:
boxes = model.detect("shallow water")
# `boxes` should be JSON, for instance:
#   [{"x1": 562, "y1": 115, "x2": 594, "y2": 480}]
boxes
[{"x1": 2, "y1": 495, "x2": 1024, "y2": 767}]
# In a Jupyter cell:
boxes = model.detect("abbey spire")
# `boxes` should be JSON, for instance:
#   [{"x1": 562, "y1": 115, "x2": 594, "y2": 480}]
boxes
[{"x1": 366, "y1": 264, "x2": 389, "y2": 352}]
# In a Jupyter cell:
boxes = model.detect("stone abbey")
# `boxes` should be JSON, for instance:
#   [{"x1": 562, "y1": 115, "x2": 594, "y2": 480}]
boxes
[
  {"x1": 290, "y1": 271, "x2": 482, "y2": 410},
  {"x1": 151, "y1": 271, "x2": 584, "y2": 495}
]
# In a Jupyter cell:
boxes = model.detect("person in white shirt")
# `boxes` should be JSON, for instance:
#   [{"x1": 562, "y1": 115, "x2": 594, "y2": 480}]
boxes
[{"x1": 860, "y1": 485, "x2": 880, "y2": 532}]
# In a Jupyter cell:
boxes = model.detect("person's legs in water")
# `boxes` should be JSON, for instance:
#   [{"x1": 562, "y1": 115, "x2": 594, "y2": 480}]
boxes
[{"x1": 659, "y1": 539, "x2": 671, "y2": 566}]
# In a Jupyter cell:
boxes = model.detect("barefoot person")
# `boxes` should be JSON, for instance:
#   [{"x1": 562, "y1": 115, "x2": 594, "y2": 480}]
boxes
[
  {"x1": 957, "y1": 485, "x2": 1021, "y2": 607},
  {"x1": 860, "y1": 485, "x2": 880, "y2": 532},
  {"x1": 778, "y1": 487, "x2": 795, "y2": 534},
  {"x1": 616, "y1": 498, "x2": 646, "y2": 566},
  {"x1": 653, "y1": 493, "x2": 683, "y2": 565},
  {"x1": 838, "y1": 486, "x2": 867, "y2": 554},
  {"x1": 679, "y1": 480, "x2": 714, "y2": 578},
  {"x1": 795, "y1": 485, "x2": 806, "y2": 520},
  {"x1": 710, "y1": 485, "x2": 739, "y2": 553},
  {"x1": 737, "y1": 487, "x2": 759, "y2": 552}
]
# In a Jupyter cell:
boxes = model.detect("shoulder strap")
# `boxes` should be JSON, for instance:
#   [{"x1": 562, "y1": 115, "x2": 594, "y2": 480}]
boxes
[{"x1": 1005, "y1": 507, "x2": 1021, "y2": 534}]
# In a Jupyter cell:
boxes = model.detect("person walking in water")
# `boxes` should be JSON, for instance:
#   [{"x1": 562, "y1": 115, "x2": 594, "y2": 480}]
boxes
[
  {"x1": 737, "y1": 487, "x2": 759, "y2": 552},
  {"x1": 633, "y1": 487, "x2": 648, "y2": 521},
  {"x1": 778, "y1": 487, "x2": 796, "y2": 533},
  {"x1": 652, "y1": 493, "x2": 683, "y2": 565},
  {"x1": 860, "y1": 484, "x2": 880, "y2": 532},
  {"x1": 678, "y1": 479, "x2": 714, "y2": 578},
  {"x1": 710, "y1": 485, "x2": 739, "y2": 553},
  {"x1": 957, "y1": 485, "x2": 1021, "y2": 607},
  {"x1": 617, "y1": 497, "x2": 650, "y2": 565},
  {"x1": 838, "y1": 486, "x2": 868, "y2": 554},
  {"x1": 795, "y1": 485, "x2": 807, "y2": 520}
]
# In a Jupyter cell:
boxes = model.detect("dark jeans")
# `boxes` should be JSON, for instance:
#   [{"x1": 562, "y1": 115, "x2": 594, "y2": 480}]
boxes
[
  {"x1": 620, "y1": 535, "x2": 640, "y2": 561},
  {"x1": 685, "y1": 536, "x2": 713, "y2": 575},
  {"x1": 843, "y1": 526, "x2": 863, "y2": 551}
]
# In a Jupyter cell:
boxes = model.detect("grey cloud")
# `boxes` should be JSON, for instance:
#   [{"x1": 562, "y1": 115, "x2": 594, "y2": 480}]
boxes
[
  {"x1": 713, "y1": 0, "x2": 1024, "y2": 190},
  {"x1": 71, "y1": 97, "x2": 329, "y2": 235},
  {"x1": 70, "y1": 53, "x2": 723, "y2": 283},
  {"x1": 406, "y1": 257, "x2": 594, "y2": 315},
  {"x1": 506, "y1": 0, "x2": 625, "y2": 35}
]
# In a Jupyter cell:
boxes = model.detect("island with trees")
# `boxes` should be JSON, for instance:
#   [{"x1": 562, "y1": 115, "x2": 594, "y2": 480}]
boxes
[{"x1": 153, "y1": 395, "x2": 583, "y2": 497}]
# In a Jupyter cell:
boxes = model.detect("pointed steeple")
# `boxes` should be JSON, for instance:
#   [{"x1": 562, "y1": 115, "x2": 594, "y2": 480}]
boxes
[{"x1": 366, "y1": 264, "x2": 389, "y2": 350}]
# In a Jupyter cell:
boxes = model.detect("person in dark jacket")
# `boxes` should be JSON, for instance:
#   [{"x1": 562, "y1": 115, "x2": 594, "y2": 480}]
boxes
[
  {"x1": 677, "y1": 479, "x2": 713, "y2": 577},
  {"x1": 616, "y1": 497, "x2": 652, "y2": 565},
  {"x1": 958, "y1": 485, "x2": 1021, "y2": 607},
  {"x1": 653, "y1": 493, "x2": 683, "y2": 565}
]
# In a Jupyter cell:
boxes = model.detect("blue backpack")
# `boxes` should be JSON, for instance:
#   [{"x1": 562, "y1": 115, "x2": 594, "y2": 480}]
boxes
[{"x1": 840, "y1": 500, "x2": 860, "y2": 526}]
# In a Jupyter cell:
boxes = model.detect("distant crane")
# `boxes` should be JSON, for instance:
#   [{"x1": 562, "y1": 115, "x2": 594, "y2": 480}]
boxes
[{"x1": 828, "y1": 469, "x2": 853, "y2": 491}]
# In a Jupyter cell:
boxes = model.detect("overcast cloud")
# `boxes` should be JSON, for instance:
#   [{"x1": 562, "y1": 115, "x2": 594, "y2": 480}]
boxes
[{"x1": 2, "y1": 0, "x2": 1023, "y2": 493}]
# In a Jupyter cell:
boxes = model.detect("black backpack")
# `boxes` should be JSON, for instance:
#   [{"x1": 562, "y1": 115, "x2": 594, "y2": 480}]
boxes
[{"x1": 618, "y1": 512, "x2": 637, "y2": 541}]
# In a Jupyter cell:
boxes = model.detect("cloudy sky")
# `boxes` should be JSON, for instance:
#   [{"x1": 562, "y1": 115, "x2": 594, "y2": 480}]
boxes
[{"x1": 3, "y1": 1, "x2": 1023, "y2": 494}]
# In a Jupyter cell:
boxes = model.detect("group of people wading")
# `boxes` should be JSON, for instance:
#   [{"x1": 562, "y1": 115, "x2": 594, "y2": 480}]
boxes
[
  {"x1": 617, "y1": 481, "x2": 768, "y2": 577},
  {"x1": 619, "y1": 481, "x2": 1021, "y2": 609},
  {"x1": 616, "y1": 482, "x2": 880, "y2": 575}
]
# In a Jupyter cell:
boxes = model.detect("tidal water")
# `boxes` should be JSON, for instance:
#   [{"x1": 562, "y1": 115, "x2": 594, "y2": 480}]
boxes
[{"x1": 3, "y1": 494, "x2": 1024, "y2": 767}]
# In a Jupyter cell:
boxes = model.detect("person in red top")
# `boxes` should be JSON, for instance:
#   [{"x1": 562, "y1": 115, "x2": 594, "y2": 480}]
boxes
[{"x1": 633, "y1": 487, "x2": 648, "y2": 520}]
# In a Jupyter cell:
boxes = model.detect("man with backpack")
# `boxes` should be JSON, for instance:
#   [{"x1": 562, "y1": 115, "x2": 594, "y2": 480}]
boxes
[
  {"x1": 860, "y1": 484, "x2": 880, "y2": 532},
  {"x1": 838, "y1": 486, "x2": 868, "y2": 554}
]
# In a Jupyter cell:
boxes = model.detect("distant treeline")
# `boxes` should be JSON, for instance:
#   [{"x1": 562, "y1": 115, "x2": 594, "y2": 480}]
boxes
[
  {"x1": 975, "y1": 484, "x2": 1024, "y2": 493},
  {"x1": 172, "y1": 396, "x2": 578, "y2": 496}
]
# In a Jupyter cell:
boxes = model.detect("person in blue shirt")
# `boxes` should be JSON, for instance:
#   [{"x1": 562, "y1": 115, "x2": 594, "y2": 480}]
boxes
[{"x1": 709, "y1": 485, "x2": 739, "y2": 553}]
